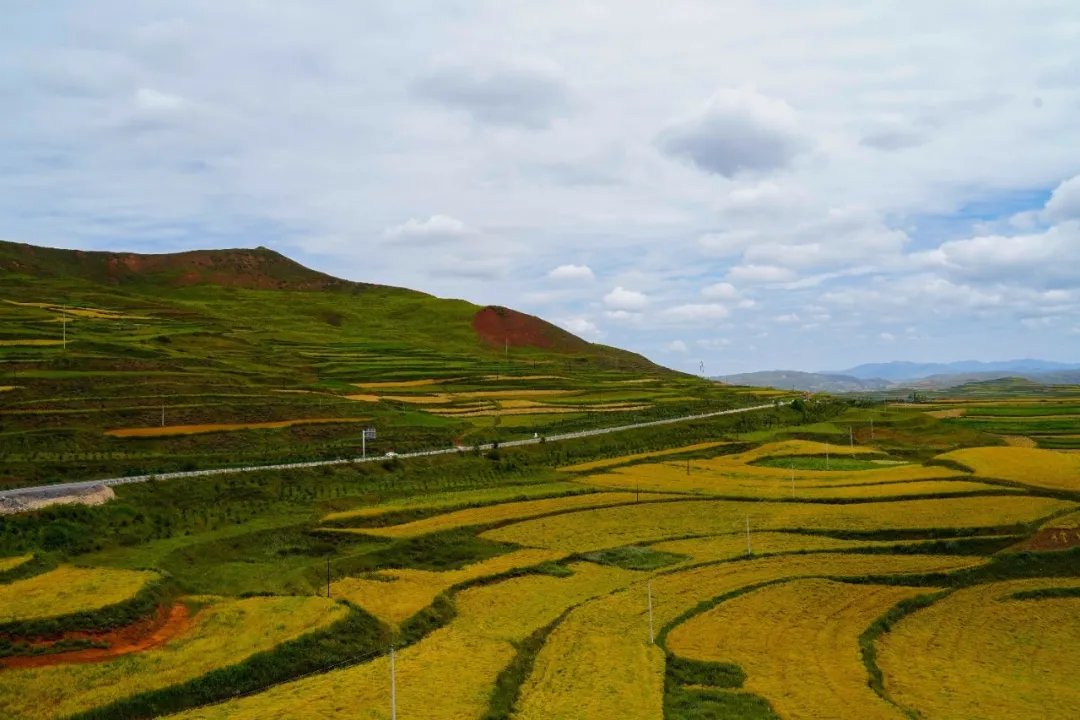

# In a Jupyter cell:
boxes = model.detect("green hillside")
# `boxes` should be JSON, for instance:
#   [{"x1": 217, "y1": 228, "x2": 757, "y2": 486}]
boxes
[{"x1": 0, "y1": 240, "x2": 774, "y2": 487}]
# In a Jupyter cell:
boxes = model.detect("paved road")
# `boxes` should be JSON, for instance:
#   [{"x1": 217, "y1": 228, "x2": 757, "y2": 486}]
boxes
[{"x1": 0, "y1": 403, "x2": 778, "y2": 500}]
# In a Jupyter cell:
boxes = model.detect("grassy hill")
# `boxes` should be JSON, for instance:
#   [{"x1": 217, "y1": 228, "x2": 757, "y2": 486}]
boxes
[{"x1": 0, "y1": 240, "x2": 773, "y2": 487}]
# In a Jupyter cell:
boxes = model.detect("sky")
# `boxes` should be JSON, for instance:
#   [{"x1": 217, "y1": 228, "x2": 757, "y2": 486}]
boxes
[{"x1": 2, "y1": 1, "x2": 1080, "y2": 375}]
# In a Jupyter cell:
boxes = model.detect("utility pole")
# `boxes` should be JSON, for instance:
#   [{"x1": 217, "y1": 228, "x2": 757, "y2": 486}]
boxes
[
  {"x1": 390, "y1": 645, "x2": 397, "y2": 720},
  {"x1": 849, "y1": 425, "x2": 854, "y2": 448},
  {"x1": 745, "y1": 515, "x2": 752, "y2": 555},
  {"x1": 791, "y1": 459, "x2": 795, "y2": 498},
  {"x1": 826, "y1": 442, "x2": 830, "y2": 470},
  {"x1": 327, "y1": 556, "x2": 331, "y2": 598},
  {"x1": 61, "y1": 305, "x2": 67, "y2": 349},
  {"x1": 647, "y1": 581, "x2": 654, "y2": 644},
  {"x1": 161, "y1": 402, "x2": 165, "y2": 427}
]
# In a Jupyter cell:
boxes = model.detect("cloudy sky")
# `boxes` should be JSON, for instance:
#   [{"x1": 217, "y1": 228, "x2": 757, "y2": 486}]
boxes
[{"x1": 3, "y1": 2, "x2": 1080, "y2": 374}]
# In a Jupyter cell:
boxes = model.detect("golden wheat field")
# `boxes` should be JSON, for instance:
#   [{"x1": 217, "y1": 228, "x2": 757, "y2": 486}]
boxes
[
  {"x1": 174, "y1": 563, "x2": 641, "y2": 720},
  {"x1": 0, "y1": 340, "x2": 65, "y2": 346},
  {"x1": 649, "y1": 532, "x2": 948, "y2": 565},
  {"x1": 0, "y1": 596, "x2": 346, "y2": 719},
  {"x1": 877, "y1": 578, "x2": 1080, "y2": 719},
  {"x1": 481, "y1": 496, "x2": 1073, "y2": 553},
  {"x1": 0, "y1": 554, "x2": 32, "y2": 573},
  {"x1": 351, "y1": 491, "x2": 679, "y2": 539},
  {"x1": 937, "y1": 446, "x2": 1080, "y2": 491},
  {"x1": 557, "y1": 441, "x2": 732, "y2": 472},
  {"x1": 329, "y1": 548, "x2": 564, "y2": 625},
  {"x1": 668, "y1": 579, "x2": 934, "y2": 719},
  {"x1": 105, "y1": 417, "x2": 367, "y2": 438},
  {"x1": 0, "y1": 566, "x2": 159, "y2": 623},
  {"x1": 514, "y1": 553, "x2": 982, "y2": 720}
]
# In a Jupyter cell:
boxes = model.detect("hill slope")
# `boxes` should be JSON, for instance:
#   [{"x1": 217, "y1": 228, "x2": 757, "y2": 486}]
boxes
[{"x1": 0, "y1": 240, "x2": 763, "y2": 487}]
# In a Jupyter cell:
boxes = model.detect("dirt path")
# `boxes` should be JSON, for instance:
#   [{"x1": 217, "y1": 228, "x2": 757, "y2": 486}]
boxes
[{"x1": 1, "y1": 602, "x2": 192, "y2": 670}]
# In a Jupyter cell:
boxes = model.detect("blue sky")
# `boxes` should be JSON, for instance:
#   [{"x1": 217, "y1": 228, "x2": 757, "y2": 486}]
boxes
[{"x1": 2, "y1": 2, "x2": 1080, "y2": 374}]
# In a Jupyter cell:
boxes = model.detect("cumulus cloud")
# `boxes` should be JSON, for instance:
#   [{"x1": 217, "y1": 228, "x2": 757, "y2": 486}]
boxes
[
  {"x1": 1043, "y1": 173, "x2": 1080, "y2": 222},
  {"x1": 698, "y1": 230, "x2": 759, "y2": 257},
  {"x1": 548, "y1": 264, "x2": 595, "y2": 281},
  {"x1": 666, "y1": 340, "x2": 688, "y2": 353},
  {"x1": 604, "y1": 286, "x2": 649, "y2": 311},
  {"x1": 384, "y1": 215, "x2": 472, "y2": 243},
  {"x1": 772, "y1": 313, "x2": 800, "y2": 323},
  {"x1": 701, "y1": 282, "x2": 739, "y2": 300},
  {"x1": 879, "y1": 332, "x2": 896, "y2": 342},
  {"x1": 915, "y1": 222, "x2": 1080, "y2": 287},
  {"x1": 135, "y1": 87, "x2": 186, "y2": 112},
  {"x1": 656, "y1": 87, "x2": 809, "y2": 177},
  {"x1": 558, "y1": 317, "x2": 604, "y2": 340},
  {"x1": 726, "y1": 264, "x2": 798, "y2": 284},
  {"x1": 661, "y1": 303, "x2": 731, "y2": 323},
  {"x1": 413, "y1": 57, "x2": 572, "y2": 129}
]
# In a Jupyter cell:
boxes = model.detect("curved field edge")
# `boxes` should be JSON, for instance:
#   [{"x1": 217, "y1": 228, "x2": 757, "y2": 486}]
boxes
[
  {"x1": 0, "y1": 576, "x2": 175, "y2": 640},
  {"x1": 0, "y1": 553, "x2": 56, "y2": 585},
  {"x1": 72, "y1": 559, "x2": 569, "y2": 719}
]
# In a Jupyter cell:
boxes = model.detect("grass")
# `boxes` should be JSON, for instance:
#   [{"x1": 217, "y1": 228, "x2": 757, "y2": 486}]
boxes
[
  {"x1": 876, "y1": 578, "x2": 1080, "y2": 718},
  {"x1": 667, "y1": 578, "x2": 929, "y2": 719},
  {"x1": 581, "y1": 546, "x2": 688, "y2": 570}
]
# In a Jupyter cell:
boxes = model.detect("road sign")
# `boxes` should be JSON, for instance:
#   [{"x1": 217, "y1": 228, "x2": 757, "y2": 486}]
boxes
[{"x1": 363, "y1": 428, "x2": 376, "y2": 440}]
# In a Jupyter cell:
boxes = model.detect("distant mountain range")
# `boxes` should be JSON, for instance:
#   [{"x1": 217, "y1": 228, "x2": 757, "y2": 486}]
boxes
[
  {"x1": 717, "y1": 359, "x2": 1080, "y2": 393},
  {"x1": 830, "y1": 359, "x2": 1080, "y2": 381}
]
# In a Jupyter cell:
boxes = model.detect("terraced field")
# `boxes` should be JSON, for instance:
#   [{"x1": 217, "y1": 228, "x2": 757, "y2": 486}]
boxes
[{"x1": 2, "y1": 394, "x2": 1079, "y2": 719}]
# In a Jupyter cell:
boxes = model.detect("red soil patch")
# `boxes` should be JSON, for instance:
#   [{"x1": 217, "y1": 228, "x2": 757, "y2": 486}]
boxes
[
  {"x1": 1, "y1": 602, "x2": 192, "y2": 670},
  {"x1": 472, "y1": 306, "x2": 591, "y2": 351},
  {"x1": 1009, "y1": 527, "x2": 1080, "y2": 552}
]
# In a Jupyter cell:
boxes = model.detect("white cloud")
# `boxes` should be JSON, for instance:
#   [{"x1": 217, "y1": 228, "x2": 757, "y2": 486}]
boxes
[
  {"x1": 726, "y1": 264, "x2": 798, "y2": 284},
  {"x1": 698, "y1": 230, "x2": 759, "y2": 257},
  {"x1": 656, "y1": 87, "x2": 810, "y2": 177},
  {"x1": 701, "y1": 282, "x2": 739, "y2": 300},
  {"x1": 1043, "y1": 173, "x2": 1080, "y2": 222},
  {"x1": 384, "y1": 215, "x2": 472, "y2": 243},
  {"x1": 661, "y1": 303, "x2": 731, "y2": 323},
  {"x1": 558, "y1": 317, "x2": 604, "y2": 340},
  {"x1": 772, "y1": 313, "x2": 800, "y2": 323},
  {"x1": 603, "y1": 286, "x2": 649, "y2": 311},
  {"x1": 665, "y1": 340, "x2": 688, "y2": 353},
  {"x1": 134, "y1": 87, "x2": 186, "y2": 112},
  {"x1": 879, "y1": 332, "x2": 896, "y2": 342},
  {"x1": 737, "y1": 299, "x2": 758, "y2": 310},
  {"x1": 548, "y1": 263, "x2": 595, "y2": 282}
]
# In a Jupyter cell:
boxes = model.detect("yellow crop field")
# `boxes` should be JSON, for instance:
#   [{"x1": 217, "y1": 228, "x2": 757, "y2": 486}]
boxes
[
  {"x1": 668, "y1": 579, "x2": 933, "y2": 719},
  {"x1": 515, "y1": 553, "x2": 982, "y2": 720},
  {"x1": 0, "y1": 566, "x2": 158, "y2": 623},
  {"x1": 354, "y1": 491, "x2": 679, "y2": 539},
  {"x1": 558, "y1": 441, "x2": 731, "y2": 473},
  {"x1": 330, "y1": 548, "x2": 564, "y2": 624},
  {"x1": 726, "y1": 440, "x2": 879, "y2": 463},
  {"x1": 585, "y1": 467, "x2": 998, "y2": 500},
  {"x1": 105, "y1": 417, "x2": 367, "y2": 438},
  {"x1": 174, "y1": 564, "x2": 640, "y2": 720},
  {"x1": 322, "y1": 482, "x2": 585, "y2": 523},
  {"x1": 0, "y1": 596, "x2": 346, "y2": 720},
  {"x1": 0, "y1": 339, "x2": 64, "y2": 346},
  {"x1": 430, "y1": 405, "x2": 650, "y2": 418},
  {"x1": 878, "y1": 578, "x2": 1080, "y2": 719},
  {"x1": 938, "y1": 446, "x2": 1080, "y2": 491},
  {"x1": 483, "y1": 496, "x2": 1073, "y2": 553},
  {"x1": 0, "y1": 386, "x2": 16, "y2": 392},
  {"x1": 650, "y1": 533, "x2": 948, "y2": 564},
  {"x1": 0, "y1": 554, "x2": 32, "y2": 573},
  {"x1": 351, "y1": 378, "x2": 463, "y2": 389}
]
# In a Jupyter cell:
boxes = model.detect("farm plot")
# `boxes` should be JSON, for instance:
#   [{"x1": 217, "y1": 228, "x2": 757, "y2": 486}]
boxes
[
  {"x1": 0, "y1": 566, "x2": 158, "y2": 623},
  {"x1": 667, "y1": 579, "x2": 932, "y2": 719},
  {"x1": 173, "y1": 563, "x2": 641, "y2": 720},
  {"x1": 938, "y1": 446, "x2": 1080, "y2": 492},
  {"x1": 0, "y1": 554, "x2": 32, "y2": 574},
  {"x1": 877, "y1": 578, "x2": 1080, "y2": 719},
  {"x1": 346, "y1": 492, "x2": 680, "y2": 539},
  {"x1": 0, "y1": 596, "x2": 346, "y2": 720},
  {"x1": 329, "y1": 548, "x2": 564, "y2": 625},
  {"x1": 514, "y1": 553, "x2": 982, "y2": 720},
  {"x1": 557, "y1": 441, "x2": 732, "y2": 473},
  {"x1": 482, "y1": 496, "x2": 1073, "y2": 553},
  {"x1": 650, "y1": 533, "x2": 944, "y2": 565},
  {"x1": 105, "y1": 417, "x2": 368, "y2": 438}
]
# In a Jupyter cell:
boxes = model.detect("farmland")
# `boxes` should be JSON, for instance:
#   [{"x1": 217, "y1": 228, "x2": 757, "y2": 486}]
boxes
[{"x1": 3, "y1": 243, "x2": 1080, "y2": 719}]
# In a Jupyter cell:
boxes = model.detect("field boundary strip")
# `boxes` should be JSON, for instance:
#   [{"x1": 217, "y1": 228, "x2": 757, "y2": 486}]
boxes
[{"x1": 0, "y1": 403, "x2": 777, "y2": 499}]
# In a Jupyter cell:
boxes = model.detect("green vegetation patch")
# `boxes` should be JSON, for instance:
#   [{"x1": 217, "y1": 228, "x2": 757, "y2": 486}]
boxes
[
  {"x1": 582, "y1": 545, "x2": 688, "y2": 571},
  {"x1": 751, "y1": 456, "x2": 893, "y2": 471}
]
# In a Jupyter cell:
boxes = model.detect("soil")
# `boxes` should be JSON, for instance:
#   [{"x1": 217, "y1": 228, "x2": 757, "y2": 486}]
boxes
[
  {"x1": 1, "y1": 602, "x2": 193, "y2": 670},
  {"x1": 472, "y1": 306, "x2": 590, "y2": 351},
  {"x1": 1009, "y1": 527, "x2": 1080, "y2": 552}
]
